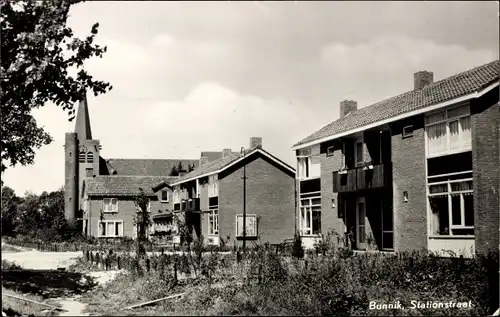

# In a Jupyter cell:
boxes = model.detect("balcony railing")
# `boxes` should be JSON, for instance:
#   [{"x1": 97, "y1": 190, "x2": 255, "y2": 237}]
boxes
[
  {"x1": 332, "y1": 162, "x2": 392, "y2": 193},
  {"x1": 182, "y1": 198, "x2": 200, "y2": 212}
]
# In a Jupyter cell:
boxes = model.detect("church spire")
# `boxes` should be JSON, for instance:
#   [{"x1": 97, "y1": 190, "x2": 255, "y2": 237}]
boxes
[{"x1": 74, "y1": 94, "x2": 92, "y2": 141}]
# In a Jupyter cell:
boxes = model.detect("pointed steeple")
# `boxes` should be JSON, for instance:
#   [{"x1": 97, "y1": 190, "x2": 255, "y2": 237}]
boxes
[{"x1": 74, "y1": 94, "x2": 92, "y2": 141}]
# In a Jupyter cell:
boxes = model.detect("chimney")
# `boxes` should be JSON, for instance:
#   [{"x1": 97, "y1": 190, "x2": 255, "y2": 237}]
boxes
[
  {"x1": 414, "y1": 71, "x2": 433, "y2": 90},
  {"x1": 250, "y1": 137, "x2": 262, "y2": 149},
  {"x1": 340, "y1": 100, "x2": 357, "y2": 118},
  {"x1": 222, "y1": 148, "x2": 232, "y2": 158},
  {"x1": 200, "y1": 156, "x2": 209, "y2": 166}
]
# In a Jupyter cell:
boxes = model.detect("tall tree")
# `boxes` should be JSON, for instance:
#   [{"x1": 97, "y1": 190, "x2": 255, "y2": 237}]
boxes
[
  {"x1": 1, "y1": 186, "x2": 23, "y2": 236},
  {"x1": 1, "y1": 0, "x2": 112, "y2": 174},
  {"x1": 134, "y1": 188, "x2": 151, "y2": 257}
]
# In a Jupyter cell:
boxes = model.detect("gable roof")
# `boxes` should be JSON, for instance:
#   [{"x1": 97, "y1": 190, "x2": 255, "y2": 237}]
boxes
[
  {"x1": 84, "y1": 176, "x2": 179, "y2": 197},
  {"x1": 105, "y1": 158, "x2": 199, "y2": 176},
  {"x1": 170, "y1": 146, "x2": 295, "y2": 186},
  {"x1": 293, "y1": 60, "x2": 500, "y2": 149}
]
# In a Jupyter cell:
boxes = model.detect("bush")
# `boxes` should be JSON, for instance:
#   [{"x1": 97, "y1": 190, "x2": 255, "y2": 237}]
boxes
[{"x1": 291, "y1": 232, "x2": 304, "y2": 259}]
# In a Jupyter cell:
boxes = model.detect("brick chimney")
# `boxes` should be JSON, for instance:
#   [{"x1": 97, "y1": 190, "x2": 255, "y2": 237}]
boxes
[
  {"x1": 340, "y1": 100, "x2": 357, "y2": 118},
  {"x1": 250, "y1": 137, "x2": 262, "y2": 149},
  {"x1": 414, "y1": 71, "x2": 433, "y2": 90},
  {"x1": 222, "y1": 149, "x2": 232, "y2": 158},
  {"x1": 199, "y1": 156, "x2": 209, "y2": 166}
]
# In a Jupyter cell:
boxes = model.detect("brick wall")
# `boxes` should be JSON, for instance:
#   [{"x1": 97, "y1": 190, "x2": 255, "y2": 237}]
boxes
[
  {"x1": 219, "y1": 153, "x2": 295, "y2": 246},
  {"x1": 391, "y1": 115, "x2": 427, "y2": 251},
  {"x1": 318, "y1": 141, "x2": 345, "y2": 237},
  {"x1": 471, "y1": 87, "x2": 499, "y2": 255}
]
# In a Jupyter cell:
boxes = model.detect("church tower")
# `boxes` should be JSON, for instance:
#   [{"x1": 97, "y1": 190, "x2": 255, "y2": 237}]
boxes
[{"x1": 64, "y1": 95, "x2": 101, "y2": 222}]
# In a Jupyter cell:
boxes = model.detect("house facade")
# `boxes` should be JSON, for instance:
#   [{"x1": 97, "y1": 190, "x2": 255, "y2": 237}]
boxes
[
  {"x1": 292, "y1": 60, "x2": 499, "y2": 256},
  {"x1": 81, "y1": 176, "x2": 180, "y2": 239},
  {"x1": 153, "y1": 137, "x2": 296, "y2": 248}
]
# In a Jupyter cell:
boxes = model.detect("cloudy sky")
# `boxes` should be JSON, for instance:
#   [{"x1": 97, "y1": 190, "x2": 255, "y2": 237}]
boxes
[{"x1": 3, "y1": 1, "x2": 498, "y2": 195}]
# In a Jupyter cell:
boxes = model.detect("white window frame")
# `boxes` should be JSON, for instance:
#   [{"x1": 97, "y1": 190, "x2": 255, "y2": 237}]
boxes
[
  {"x1": 235, "y1": 214, "x2": 257, "y2": 237},
  {"x1": 97, "y1": 220, "x2": 124, "y2": 238},
  {"x1": 103, "y1": 198, "x2": 118, "y2": 213},
  {"x1": 341, "y1": 142, "x2": 346, "y2": 169},
  {"x1": 173, "y1": 189, "x2": 180, "y2": 204},
  {"x1": 427, "y1": 172, "x2": 474, "y2": 236},
  {"x1": 160, "y1": 189, "x2": 169, "y2": 203},
  {"x1": 299, "y1": 192, "x2": 321, "y2": 236},
  {"x1": 208, "y1": 208, "x2": 219, "y2": 236},
  {"x1": 297, "y1": 146, "x2": 320, "y2": 180},
  {"x1": 208, "y1": 175, "x2": 219, "y2": 197},
  {"x1": 425, "y1": 104, "x2": 471, "y2": 158}
]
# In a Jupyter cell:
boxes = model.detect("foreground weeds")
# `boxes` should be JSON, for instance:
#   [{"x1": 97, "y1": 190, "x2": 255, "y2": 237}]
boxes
[{"x1": 78, "y1": 245, "x2": 497, "y2": 316}]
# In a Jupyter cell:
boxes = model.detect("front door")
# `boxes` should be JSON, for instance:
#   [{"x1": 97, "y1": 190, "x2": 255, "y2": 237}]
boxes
[{"x1": 356, "y1": 197, "x2": 366, "y2": 250}]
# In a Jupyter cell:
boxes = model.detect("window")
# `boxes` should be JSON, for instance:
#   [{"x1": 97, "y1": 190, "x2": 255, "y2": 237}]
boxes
[
  {"x1": 208, "y1": 209, "x2": 219, "y2": 235},
  {"x1": 208, "y1": 175, "x2": 219, "y2": 197},
  {"x1": 355, "y1": 141, "x2": 363, "y2": 166},
  {"x1": 236, "y1": 214, "x2": 257, "y2": 237},
  {"x1": 85, "y1": 168, "x2": 94, "y2": 177},
  {"x1": 173, "y1": 189, "x2": 180, "y2": 204},
  {"x1": 428, "y1": 176, "x2": 473, "y2": 236},
  {"x1": 402, "y1": 125, "x2": 414, "y2": 138},
  {"x1": 103, "y1": 198, "x2": 118, "y2": 213},
  {"x1": 161, "y1": 190, "x2": 169, "y2": 202},
  {"x1": 297, "y1": 146, "x2": 320, "y2": 179},
  {"x1": 79, "y1": 151, "x2": 86, "y2": 162},
  {"x1": 425, "y1": 104, "x2": 471, "y2": 157},
  {"x1": 299, "y1": 194, "x2": 321, "y2": 235},
  {"x1": 87, "y1": 152, "x2": 94, "y2": 163},
  {"x1": 326, "y1": 146, "x2": 335, "y2": 157},
  {"x1": 98, "y1": 220, "x2": 123, "y2": 238}
]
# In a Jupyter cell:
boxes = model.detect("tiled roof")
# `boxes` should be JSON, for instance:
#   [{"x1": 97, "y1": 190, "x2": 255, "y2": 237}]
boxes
[
  {"x1": 105, "y1": 159, "x2": 199, "y2": 176},
  {"x1": 294, "y1": 60, "x2": 500, "y2": 147},
  {"x1": 171, "y1": 146, "x2": 295, "y2": 185},
  {"x1": 85, "y1": 176, "x2": 179, "y2": 196}
]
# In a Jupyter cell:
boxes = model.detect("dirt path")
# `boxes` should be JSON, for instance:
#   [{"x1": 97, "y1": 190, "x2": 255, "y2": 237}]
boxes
[{"x1": 2, "y1": 245, "x2": 121, "y2": 316}]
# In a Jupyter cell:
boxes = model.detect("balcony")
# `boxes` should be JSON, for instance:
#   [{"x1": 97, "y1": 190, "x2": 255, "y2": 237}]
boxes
[
  {"x1": 182, "y1": 198, "x2": 200, "y2": 212},
  {"x1": 332, "y1": 162, "x2": 392, "y2": 193}
]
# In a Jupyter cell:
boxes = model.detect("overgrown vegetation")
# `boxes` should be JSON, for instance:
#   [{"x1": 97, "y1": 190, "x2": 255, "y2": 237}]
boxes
[{"x1": 76, "y1": 238, "x2": 498, "y2": 316}]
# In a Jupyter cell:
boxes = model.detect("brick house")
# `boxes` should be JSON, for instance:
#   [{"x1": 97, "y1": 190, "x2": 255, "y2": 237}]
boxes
[
  {"x1": 81, "y1": 176, "x2": 179, "y2": 238},
  {"x1": 292, "y1": 60, "x2": 499, "y2": 256},
  {"x1": 152, "y1": 137, "x2": 296, "y2": 247}
]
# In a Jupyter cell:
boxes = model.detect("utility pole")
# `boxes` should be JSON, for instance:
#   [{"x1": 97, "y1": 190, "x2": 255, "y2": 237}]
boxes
[{"x1": 241, "y1": 147, "x2": 247, "y2": 253}]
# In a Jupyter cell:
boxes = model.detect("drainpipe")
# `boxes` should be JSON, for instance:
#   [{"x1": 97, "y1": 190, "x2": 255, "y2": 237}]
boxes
[{"x1": 241, "y1": 147, "x2": 247, "y2": 253}]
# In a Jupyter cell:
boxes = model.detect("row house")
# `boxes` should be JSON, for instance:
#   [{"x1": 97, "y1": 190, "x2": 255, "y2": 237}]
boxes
[
  {"x1": 152, "y1": 137, "x2": 296, "y2": 247},
  {"x1": 292, "y1": 60, "x2": 499, "y2": 256},
  {"x1": 81, "y1": 175, "x2": 179, "y2": 239}
]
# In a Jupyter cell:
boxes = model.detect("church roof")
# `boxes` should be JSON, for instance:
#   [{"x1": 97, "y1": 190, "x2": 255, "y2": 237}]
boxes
[
  {"x1": 74, "y1": 95, "x2": 93, "y2": 141},
  {"x1": 105, "y1": 158, "x2": 199, "y2": 176},
  {"x1": 84, "y1": 175, "x2": 179, "y2": 197}
]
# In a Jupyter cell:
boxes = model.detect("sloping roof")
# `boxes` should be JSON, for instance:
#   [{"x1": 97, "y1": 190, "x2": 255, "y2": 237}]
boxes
[
  {"x1": 85, "y1": 176, "x2": 179, "y2": 196},
  {"x1": 105, "y1": 159, "x2": 199, "y2": 176},
  {"x1": 170, "y1": 146, "x2": 295, "y2": 186},
  {"x1": 200, "y1": 151, "x2": 224, "y2": 163},
  {"x1": 294, "y1": 60, "x2": 500, "y2": 148}
]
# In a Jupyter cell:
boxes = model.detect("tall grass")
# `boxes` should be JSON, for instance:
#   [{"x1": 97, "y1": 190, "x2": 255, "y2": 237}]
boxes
[{"x1": 79, "y1": 243, "x2": 498, "y2": 316}]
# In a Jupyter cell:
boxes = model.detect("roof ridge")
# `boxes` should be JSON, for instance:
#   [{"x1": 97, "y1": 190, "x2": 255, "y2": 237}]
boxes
[
  {"x1": 106, "y1": 158, "x2": 198, "y2": 161},
  {"x1": 293, "y1": 59, "x2": 500, "y2": 147}
]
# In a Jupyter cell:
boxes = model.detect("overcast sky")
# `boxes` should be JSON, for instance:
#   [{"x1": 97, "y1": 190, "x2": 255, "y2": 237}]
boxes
[{"x1": 3, "y1": 1, "x2": 499, "y2": 195}]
